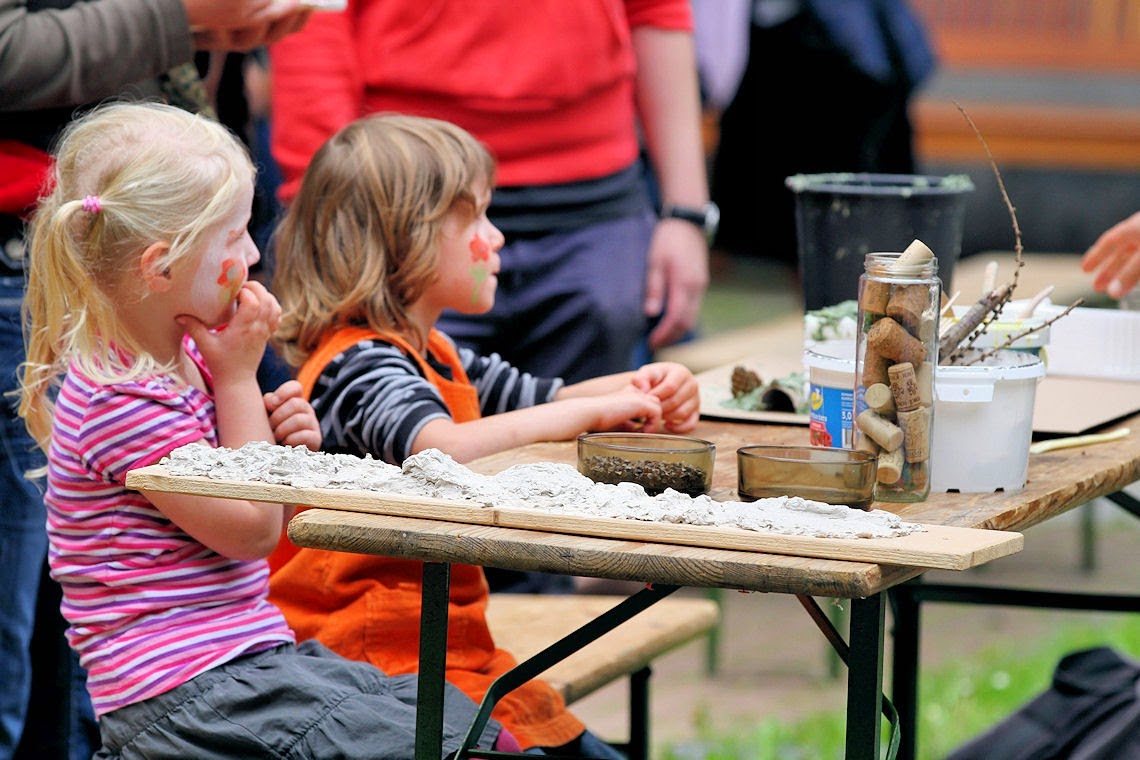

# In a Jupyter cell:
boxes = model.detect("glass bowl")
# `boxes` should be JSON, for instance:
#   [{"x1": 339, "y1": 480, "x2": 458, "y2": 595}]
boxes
[
  {"x1": 736, "y1": 445, "x2": 877, "y2": 509},
  {"x1": 577, "y1": 432, "x2": 716, "y2": 496}
]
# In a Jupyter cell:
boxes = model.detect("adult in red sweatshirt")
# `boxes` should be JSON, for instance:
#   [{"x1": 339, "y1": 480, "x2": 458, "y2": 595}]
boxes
[{"x1": 270, "y1": 0, "x2": 712, "y2": 592}]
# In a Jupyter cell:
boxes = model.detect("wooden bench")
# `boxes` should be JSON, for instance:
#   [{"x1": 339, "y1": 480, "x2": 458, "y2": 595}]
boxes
[
  {"x1": 485, "y1": 593, "x2": 720, "y2": 759},
  {"x1": 909, "y1": 0, "x2": 1140, "y2": 171}
]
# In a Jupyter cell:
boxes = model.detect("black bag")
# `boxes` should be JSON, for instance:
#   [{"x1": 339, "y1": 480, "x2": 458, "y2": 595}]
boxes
[{"x1": 947, "y1": 647, "x2": 1140, "y2": 760}]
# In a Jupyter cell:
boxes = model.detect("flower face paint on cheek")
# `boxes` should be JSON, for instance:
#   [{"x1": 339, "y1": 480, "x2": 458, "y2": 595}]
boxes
[
  {"x1": 467, "y1": 234, "x2": 492, "y2": 305},
  {"x1": 216, "y1": 258, "x2": 246, "y2": 303},
  {"x1": 469, "y1": 235, "x2": 490, "y2": 263},
  {"x1": 189, "y1": 254, "x2": 247, "y2": 318}
]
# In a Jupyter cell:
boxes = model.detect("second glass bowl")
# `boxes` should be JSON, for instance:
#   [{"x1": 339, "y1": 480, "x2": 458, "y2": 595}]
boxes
[{"x1": 737, "y1": 445, "x2": 877, "y2": 509}]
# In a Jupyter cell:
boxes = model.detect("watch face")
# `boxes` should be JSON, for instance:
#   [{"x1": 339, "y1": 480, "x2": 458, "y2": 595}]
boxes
[{"x1": 704, "y1": 202, "x2": 720, "y2": 235}]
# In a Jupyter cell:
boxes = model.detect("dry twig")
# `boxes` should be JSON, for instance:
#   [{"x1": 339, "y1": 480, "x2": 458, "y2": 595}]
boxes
[{"x1": 939, "y1": 102, "x2": 1080, "y2": 365}]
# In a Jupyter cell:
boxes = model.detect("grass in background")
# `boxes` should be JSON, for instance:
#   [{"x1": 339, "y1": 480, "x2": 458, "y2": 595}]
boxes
[
  {"x1": 661, "y1": 614, "x2": 1140, "y2": 760},
  {"x1": 699, "y1": 257, "x2": 800, "y2": 335}
]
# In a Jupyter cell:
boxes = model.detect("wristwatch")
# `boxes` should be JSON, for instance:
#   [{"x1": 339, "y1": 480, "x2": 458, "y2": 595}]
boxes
[{"x1": 660, "y1": 201, "x2": 720, "y2": 243}]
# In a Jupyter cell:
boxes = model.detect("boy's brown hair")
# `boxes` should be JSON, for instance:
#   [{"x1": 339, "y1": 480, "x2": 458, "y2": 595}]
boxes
[{"x1": 272, "y1": 113, "x2": 495, "y2": 368}]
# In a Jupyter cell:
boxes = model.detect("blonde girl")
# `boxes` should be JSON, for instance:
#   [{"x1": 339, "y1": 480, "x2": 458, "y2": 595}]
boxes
[
  {"x1": 268, "y1": 113, "x2": 699, "y2": 757},
  {"x1": 19, "y1": 102, "x2": 505, "y2": 759}
]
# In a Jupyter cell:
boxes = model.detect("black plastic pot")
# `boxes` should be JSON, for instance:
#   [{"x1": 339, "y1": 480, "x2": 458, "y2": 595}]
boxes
[{"x1": 786, "y1": 173, "x2": 974, "y2": 311}]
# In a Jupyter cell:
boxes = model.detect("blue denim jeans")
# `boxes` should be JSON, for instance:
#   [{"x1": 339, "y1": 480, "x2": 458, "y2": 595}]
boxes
[{"x1": 0, "y1": 275, "x2": 96, "y2": 760}]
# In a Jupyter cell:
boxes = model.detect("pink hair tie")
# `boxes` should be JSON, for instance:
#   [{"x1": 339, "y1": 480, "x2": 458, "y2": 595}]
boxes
[{"x1": 82, "y1": 195, "x2": 101, "y2": 214}]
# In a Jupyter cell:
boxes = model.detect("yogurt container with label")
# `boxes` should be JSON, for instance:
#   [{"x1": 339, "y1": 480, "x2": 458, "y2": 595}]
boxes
[{"x1": 804, "y1": 340, "x2": 856, "y2": 449}]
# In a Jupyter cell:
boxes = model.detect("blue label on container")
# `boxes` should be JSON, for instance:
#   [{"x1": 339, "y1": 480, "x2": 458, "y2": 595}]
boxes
[{"x1": 809, "y1": 382, "x2": 853, "y2": 449}]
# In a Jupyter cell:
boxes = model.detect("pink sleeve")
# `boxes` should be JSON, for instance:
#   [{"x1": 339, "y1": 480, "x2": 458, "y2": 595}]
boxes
[
  {"x1": 268, "y1": 5, "x2": 364, "y2": 204},
  {"x1": 81, "y1": 387, "x2": 209, "y2": 484}
]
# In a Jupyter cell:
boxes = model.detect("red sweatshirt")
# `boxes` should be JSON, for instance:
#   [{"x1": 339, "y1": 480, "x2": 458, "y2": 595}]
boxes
[{"x1": 270, "y1": 0, "x2": 692, "y2": 202}]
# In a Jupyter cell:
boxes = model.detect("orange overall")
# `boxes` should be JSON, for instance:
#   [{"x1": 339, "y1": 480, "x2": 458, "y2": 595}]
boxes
[{"x1": 268, "y1": 326, "x2": 584, "y2": 749}]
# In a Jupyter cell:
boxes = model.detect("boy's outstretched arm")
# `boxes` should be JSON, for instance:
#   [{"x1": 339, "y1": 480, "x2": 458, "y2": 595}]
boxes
[{"x1": 412, "y1": 387, "x2": 663, "y2": 464}]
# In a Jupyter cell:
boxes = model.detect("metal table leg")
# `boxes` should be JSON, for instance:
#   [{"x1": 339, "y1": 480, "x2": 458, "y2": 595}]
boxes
[
  {"x1": 846, "y1": 594, "x2": 886, "y2": 760},
  {"x1": 889, "y1": 582, "x2": 921, "y2": 760},
  {"x1": 798, "y1": 594, "x2": 896, "y2": 760},
  {"x1": 1106, "y1": 489, "x2": 1140, "y2": 519},
  {"x1": 416, "y1": 561, "x2": 451, "y2": 760}
]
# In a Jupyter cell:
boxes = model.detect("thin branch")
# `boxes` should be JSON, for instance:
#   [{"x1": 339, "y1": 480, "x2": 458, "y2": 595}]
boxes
[{"x1": 955, "y1": 100, "x2": 1023, "y2": 287}]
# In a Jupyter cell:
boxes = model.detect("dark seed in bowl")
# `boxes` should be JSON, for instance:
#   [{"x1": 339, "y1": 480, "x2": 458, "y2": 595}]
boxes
[{"x1": 579, "y1": 455, "x2": 708, "y2": 496}]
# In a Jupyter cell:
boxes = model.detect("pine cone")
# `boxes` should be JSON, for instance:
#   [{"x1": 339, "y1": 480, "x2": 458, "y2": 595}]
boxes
[{"x1": 730, "y1": 366, "x2": 762, "y2": 398}]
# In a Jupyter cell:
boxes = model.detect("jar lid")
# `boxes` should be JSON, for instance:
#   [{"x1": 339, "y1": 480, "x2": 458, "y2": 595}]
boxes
[{"x1": 864, "y1": 251, "x2": 938, "y2": 278}]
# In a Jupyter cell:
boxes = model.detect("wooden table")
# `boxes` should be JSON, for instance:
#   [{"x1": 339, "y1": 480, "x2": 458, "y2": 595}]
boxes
[{"x1": 286, "y1": 414, "x2": 1140, "y2": 759}]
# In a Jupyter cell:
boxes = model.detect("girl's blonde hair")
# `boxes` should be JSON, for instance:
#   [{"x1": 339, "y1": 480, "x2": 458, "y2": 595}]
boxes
[
  {"x1": 19, "y1": 101, "x2": 254, "y2": 452},
  {"x1": 272, "y1": 113, "x2": 495, "y2": 368}
]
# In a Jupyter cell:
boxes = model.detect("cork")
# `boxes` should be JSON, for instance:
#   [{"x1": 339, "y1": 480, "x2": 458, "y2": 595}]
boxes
[
  {"x1": 877, "y1": 447, "x2": 904, "y2": 484},
  {"x1": 861, "y1": 346, "x2": 891, "y2": 388},
  {"x1": 897, "y1": 406, "x2": 930, "y2": 462},
  {"x1": 864, "y1": 383, "x2": 897, "y2": 416},
  {"x1": 916, "y1": 361, "x2": 934, "y2": 406},
  {"x1": 856, "y1": 409, "x2": 904, "y2": 452},
  {"x1": 860, "y1": 279, "x2": 891, "y2": 315},
  {"x1": 866, "y1": 316, "x2": 927, "y2": 365},
  {"x1": 855, "y1": 435, "x2": 881, "y2": 456},
  {"x1": 886, "y1": 283, "x2": 929, "y2": 333},
  {"x1": 892, "y1": 239, "x2": 934, "y2": 269},
  {"x1": 887, "y1": 362, "x2": 921, "y2": 412}
]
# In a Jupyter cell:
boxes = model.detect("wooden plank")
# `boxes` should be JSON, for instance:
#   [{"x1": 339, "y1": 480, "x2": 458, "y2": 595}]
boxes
[
  {"x1": 126, "y1": 466, "x2": 500, "y2": 523},
  {"x1": 486, "y1": 594, "x2": 720, "y2": 704},
  {"x1": 126, "y1": 465, "x2": 1022, "y2": 571},
  {"x1": 288, "y1": 509, "x2": 921, "y2": 597}
]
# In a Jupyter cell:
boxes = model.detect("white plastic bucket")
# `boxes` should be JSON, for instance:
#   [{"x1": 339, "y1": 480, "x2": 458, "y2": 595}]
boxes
[
  {"x1": 930, "y1": 351, "x2": 1047, "y2": 493},
  {"x1": 804, "y1": 340, "x2": 856, "y2": 449}
]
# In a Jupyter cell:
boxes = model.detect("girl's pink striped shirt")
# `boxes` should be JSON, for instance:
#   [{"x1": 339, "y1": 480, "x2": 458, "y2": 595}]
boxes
[{"x1": 45, "y1": 341, "x2": 294, "y2": 716}]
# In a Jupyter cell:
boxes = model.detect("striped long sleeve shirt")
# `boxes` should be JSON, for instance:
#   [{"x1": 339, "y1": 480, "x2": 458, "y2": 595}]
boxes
[{"x1": 308, "y1": 333, "x2": 563, "y2": 463}]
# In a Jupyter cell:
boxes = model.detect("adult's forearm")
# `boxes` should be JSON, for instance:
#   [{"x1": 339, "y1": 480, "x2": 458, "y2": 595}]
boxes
[
  {"x1": 631, "y1": 26, "x2": 708, "y2": 208},
  {"x1": 0, "y1": 0, "x2": 192, "y2": 111}
]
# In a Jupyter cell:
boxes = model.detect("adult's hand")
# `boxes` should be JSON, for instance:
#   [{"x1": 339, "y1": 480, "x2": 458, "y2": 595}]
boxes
[
  {"x1": 186, "y1": 0, "x2": 312, "y2": 51},
  {"x1": 643, "y1": 218, "x2": 709, "y2": 351},
  {"x1": 1081, "y1": 210, "x2": 1140, "y2": 299}
]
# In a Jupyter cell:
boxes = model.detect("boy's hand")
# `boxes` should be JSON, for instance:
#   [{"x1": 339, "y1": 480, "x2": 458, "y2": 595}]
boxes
[
  {"x1": 631, "y1": 361, "x2": 700, "y2": 432},
  {"x1": 590, "y1": 386, "x2": 663, "y2": 433},
  {"x1": 264, "y1": 380, "x2": 321, "y2": 451}
]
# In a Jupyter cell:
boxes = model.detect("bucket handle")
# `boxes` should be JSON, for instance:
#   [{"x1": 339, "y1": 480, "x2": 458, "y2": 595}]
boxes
[{"x1": 935, "y1": 382, "x2": 995, "y2": 403}]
